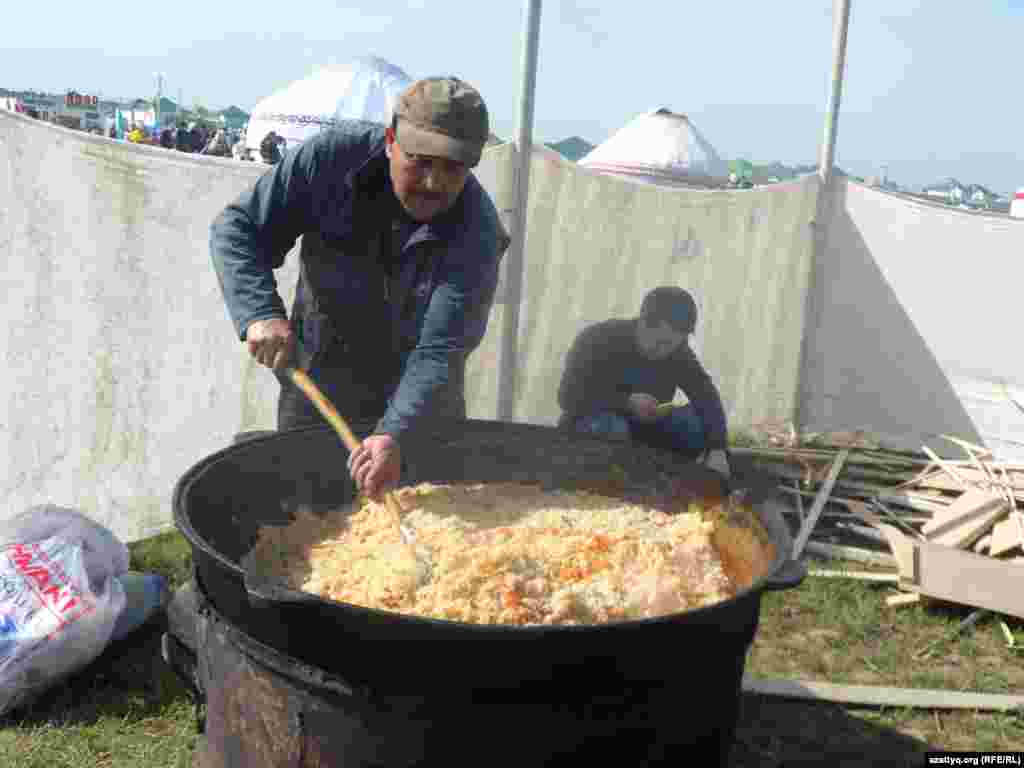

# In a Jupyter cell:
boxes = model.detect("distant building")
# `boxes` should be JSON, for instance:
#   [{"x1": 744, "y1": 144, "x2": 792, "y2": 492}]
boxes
[
  {"x1": 0, "y1": 90, "x2": 105, "y2": 128},
  {"x1": 154, "y1": 97, "x2": 179, "y2": 127},
  {"x1": 16, "y1": 91, "x2": 62, "y2": 120}
]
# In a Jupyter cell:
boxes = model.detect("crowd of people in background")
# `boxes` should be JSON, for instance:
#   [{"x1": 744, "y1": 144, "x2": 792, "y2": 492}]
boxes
[
  {"x1": 119, "y1": 121, "x2": 255, "y2": 160},
  {"x1": 16, "y1": 104, "x2": 287, "y2": 165}
]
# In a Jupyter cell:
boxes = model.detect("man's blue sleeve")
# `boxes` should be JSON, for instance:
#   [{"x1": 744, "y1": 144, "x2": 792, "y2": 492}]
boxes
[
  {"x1": 209, "y1": 139, "x2": 324, "y2": 340},
  {"x1": 375, "y1": 243, "x2": 502, "y2": 441}
]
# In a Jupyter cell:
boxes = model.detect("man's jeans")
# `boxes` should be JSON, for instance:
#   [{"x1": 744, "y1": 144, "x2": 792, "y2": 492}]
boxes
[{"x1": 573, "y1": 405, "x2": 706, "y2": 460}]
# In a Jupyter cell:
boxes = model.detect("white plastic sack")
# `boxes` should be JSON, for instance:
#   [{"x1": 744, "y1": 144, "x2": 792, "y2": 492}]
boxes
[
  {"x1": 0, "y1": 507, "x2": 128, "y2": 716},
  {"x1": 0, "y1": 505, "x2": 130, "y2": 588}
]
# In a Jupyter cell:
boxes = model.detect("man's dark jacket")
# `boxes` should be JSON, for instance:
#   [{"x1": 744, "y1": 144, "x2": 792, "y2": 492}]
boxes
[{"x1": 210, "y1": 121, "x2": 508, "y2": 442}]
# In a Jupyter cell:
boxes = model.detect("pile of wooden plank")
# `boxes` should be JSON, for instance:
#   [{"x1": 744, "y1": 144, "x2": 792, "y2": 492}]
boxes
[{"x1": 734, "y1": 435, "x2": 1024, "y2": 619}]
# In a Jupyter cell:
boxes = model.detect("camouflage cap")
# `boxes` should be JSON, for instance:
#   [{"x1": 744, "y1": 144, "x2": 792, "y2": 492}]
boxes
[{"x1": 394, "y1": 77, "x2": 489, "y2": 167}]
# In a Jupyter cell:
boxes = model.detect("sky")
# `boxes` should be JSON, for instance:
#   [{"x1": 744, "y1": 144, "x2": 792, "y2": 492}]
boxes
[{"x1": 2, "y1": 0, "x2": 1022, "y2": 194}]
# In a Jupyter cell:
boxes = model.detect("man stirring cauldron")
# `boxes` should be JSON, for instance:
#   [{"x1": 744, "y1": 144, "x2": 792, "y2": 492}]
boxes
[
  {"x1": 557, "y1": 286, "x2": 732, "y2": 478},
  {"x1": 210, "y1": 77, "x2": 508, "y2": 498}
]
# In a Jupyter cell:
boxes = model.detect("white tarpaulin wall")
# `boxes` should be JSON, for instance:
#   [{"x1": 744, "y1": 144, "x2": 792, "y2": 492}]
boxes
[
  {"x1": 1, "y1": 113, "x2": 299, "y2": 542},
  {"x1": 1, "y1": 112, "x2": 819, "y2": 542},
  {"x1": 466, "y1": 145, "x2": 819, "y2": 431},
  {"x1": 19, "y1": 107, "x2": 1023, "y2": 540},
  {"x1": 801, "y1": 179, "x2": 1024, "y2": 459}
]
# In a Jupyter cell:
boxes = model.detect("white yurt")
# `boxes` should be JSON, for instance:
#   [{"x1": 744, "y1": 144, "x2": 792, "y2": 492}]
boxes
[
  {"x1": 579, "y1": 108, "x2": 728, "y2": 189},
  {"x1": 246, "y1": 55, "x2": 413, "y2": 156}
]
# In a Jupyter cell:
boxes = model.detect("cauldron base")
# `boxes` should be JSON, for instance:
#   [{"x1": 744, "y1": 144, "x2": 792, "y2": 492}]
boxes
[{"x1": 164, "y1": 577, "x2": 746, "y2": 768}]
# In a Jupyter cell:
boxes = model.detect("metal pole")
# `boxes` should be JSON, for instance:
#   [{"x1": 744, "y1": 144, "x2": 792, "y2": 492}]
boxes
[
  {"x1": 155, "y1": 74, "x2": 163, "y2": 130},
  {"x1": 818, "y1": 0, "x2": 852, "y2": 186},
  {"x1": 497, "y1": 0, "x2": 542, "y2": 421},
  {"x1": 795, "y1": 0, "x2": 852, "y2": 438}
]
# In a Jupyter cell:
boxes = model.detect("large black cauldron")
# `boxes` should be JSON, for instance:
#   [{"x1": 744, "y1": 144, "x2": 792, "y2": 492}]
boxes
[{"x1": 172, "y1": 420, "x2": 804, "y2": 766}]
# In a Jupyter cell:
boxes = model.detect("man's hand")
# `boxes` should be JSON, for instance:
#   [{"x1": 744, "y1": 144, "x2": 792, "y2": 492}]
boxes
[
  {"x1": 246, "y1": 317, "x2": 295, "y2": 371},
  {"x1": 704, "y1": 449, "x2": 731, "y2": 478},
  {"x1": 627, "y1": 393, "x2": 660, "y2": 423},
  {"x1": 347, "y1": 434, "x2": 401, "y2": 499}
]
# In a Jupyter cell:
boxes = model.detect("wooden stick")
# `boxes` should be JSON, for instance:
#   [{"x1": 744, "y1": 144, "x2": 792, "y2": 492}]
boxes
[
  {"x1": 777, "y1": 502, "x2": 929, "y2": 526},
  {"x1": 868, "y1": 499, "x2": 925, "y2": 540},
  {"x1": 288, "y1": 368, "x2": 407, "y2": 534},
  {"x1": 793, "y1": 480, "x2": 805, "y2": 523},
  {"x1": 940, "y1": 434, "x2": 993, "y2": 458},
  {"x1": 967, "y1": 446, "x2": 1016, "y2": 514},
  {"x1": 779, "y1": 487, "x2": 934, "y2": 523},
  {"x1": 921, "y1": 446, "x2": 970, "y2": 491},
  {"x1": 886, "y1": 593, "x2": 921, "y2": 607},
  {"x1": 803, "y1": 541, "x2": 896, "y2": 566},
  {"x1": 921, "y1": 488, "x2": 1005, "y2": 541},
  {"x1": 793, "y1": 449, "x2": 850, "y2": 558},
  {"x1": 960, "y1": 443, "x2": 993, "y2": 484},
  {"x1": 741, "y1": 676, "x2": 1024, "y2": 712},
  {"x1": 808, "y1": 570, "x2": 899, "y2": 583},
  {"x1": 998, "y1": 464, "x2": 1018, "y2": 513},
  {"x1": 834, "y1": 521, "x2": 888, "y2": 544},
  {"x1": 893, "y1": 463, "x2": 938, "y2": 490},
  {"x1": 834, "y1": 481, "x2": 951, "y2": 515}
]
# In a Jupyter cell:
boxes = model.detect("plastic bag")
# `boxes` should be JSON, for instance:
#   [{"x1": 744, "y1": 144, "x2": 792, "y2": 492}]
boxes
[
  {"x1": 0, "y1": 505, "x2": 129, "y2": 589},
  {"x1": 0, "y1": 507, "x2": 128, "y2": 716}
]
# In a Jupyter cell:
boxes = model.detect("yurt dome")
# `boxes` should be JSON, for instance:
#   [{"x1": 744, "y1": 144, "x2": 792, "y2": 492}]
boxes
[
  {"x1": 579, "y1": 108, "x2": 728, "y2": 189},
  {"x1": 246, "y1": 56, "x2": 412, "y2": 153}
]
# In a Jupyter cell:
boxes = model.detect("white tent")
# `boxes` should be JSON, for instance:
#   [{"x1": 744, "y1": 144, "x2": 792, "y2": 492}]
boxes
[
  {"x1": 1011, "y1": 188, "x2": 1024, "y2": 220},
  {"x1": 579, "y1": 108, "x2": 728, "y2": 188},
  {"x1": 246, "y1": 56, "x2": 413, "y2": 154}
]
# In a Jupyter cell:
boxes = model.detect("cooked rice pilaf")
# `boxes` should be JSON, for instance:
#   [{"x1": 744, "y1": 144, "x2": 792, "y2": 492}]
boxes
[{"x1": 245, "y1": 482, "x2": 774, "y2": 626}]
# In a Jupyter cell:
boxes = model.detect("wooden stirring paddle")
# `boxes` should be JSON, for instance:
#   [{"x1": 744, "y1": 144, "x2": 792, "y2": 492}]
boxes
[{"x1": 286, "y1": 368, "x2": 412, "y2": 544}]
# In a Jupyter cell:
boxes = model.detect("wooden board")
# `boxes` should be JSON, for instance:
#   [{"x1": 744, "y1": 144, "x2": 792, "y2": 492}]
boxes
[
  {"x1": 880, "y1": 528, "x2": 1024, "y2": 619},
  {"x1": 928, "y1": 500, "x2": 1006, "y2": 550},
  {"x1": 990, "y1": 513, "x2": 1024, "y2": 557},
  {"x1": 921, "y1": 446, "x2": 971, "y2": 490},
  {"x1": 741, "y1": 675, "x2": 1024, "y2": 712},
  {"x1": 918, "y1": 467, "x2": 1024, "y2": 494},
  {"x1": 875, "y1": 522, "x2": 916, "y2": 573},
  {"x1": 921, "y1": 488, "x2": 1004, "y2": 538}
]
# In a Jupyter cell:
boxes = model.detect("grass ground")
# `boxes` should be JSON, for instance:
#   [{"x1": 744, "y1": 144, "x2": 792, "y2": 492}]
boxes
[
  {"x1": 747, "y1": 560, "x2": 1024, "y2": 756},
  {"x1": 1, "y1": 530, "x2": 1021, "y2": 766}
]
